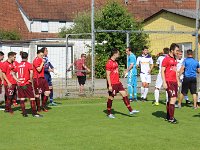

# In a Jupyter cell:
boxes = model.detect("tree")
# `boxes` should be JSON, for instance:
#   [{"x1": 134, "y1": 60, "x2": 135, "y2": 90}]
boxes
[
  {"x1": 0, "y1": 30, "x2": 21, "y2": 40},
  {"x1": 59, "y1": 1, "x2": 148, "y2": 78}
]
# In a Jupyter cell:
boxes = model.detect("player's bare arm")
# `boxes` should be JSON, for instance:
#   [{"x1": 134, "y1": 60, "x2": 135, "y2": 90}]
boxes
[
  {"x1": 149, "y1": 64, "x2": 154, "y2": 74},
  {"x1": 2, "y1": 72, "x2": 12, "y2": 88},
  {"x1": 36, "y1": 61, "x2": 44, "y2": 72},
  {"x1": 179, "y1": 65, "x2": 185, "y2": 78},
  {"x1": 161, "y1": 66, "x2": 167, "y2": 89},
  {"x1": 29, "y1": 70, "x2": 33, "y2": 83},
  {"x1": 124, "y1": 63, "x2": 133, "y2": 75},
  {"x1": 0, "y1": 69, "x2": 3, "y2": 83},
  {"x1": 106, "y1": 70, "x2": 112, "y2": 91}
]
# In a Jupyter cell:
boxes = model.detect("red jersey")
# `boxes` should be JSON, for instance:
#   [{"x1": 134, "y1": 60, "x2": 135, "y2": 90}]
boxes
[
  {"x1": 2, "y1": 61, "x2": 17, "y2": 85},
  {"x1": 162, "y1": 54, "x2": 177, "y2": 82},
  {"x1": 0, "y1": 61, "x2": 3, "y2": 84},
  {"x1": 33, "y1": 57, "x2": 44, "y2": 79},
  {"x1": 74, "y1": 58, "x2": 86, "y2": 76},
  {"x1": 105, "y1": 59, "x2": 120, "y2": 84},
  {"x1": 13, "y1": 61, "x2": 19, "y2": 69},
  {"x1": 15, "y1": 61, "x2": 33, "y2": 86}
]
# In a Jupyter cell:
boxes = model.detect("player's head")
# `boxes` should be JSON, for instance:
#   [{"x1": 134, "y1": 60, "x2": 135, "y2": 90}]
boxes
[
  {"x1": 81, "y1": 53, "x2": 86, "y2": 60},
  {"x1": 0, "y1": 51, "x2": 4, "y2": 61},
  {"x1": 169, "y1": 43, "x2": 179, "y2": 56},
  {"x1": 21, "y1": 52, "x2": 28, "y2": 61},
  {"x1": 177, "y1": 50, "x2": 183, "y2": 59},
  {"x1": 110, "y1": 48, "x2": 119, "y2": 59},
  {"x1": 163, "y1": 47, "x2": 169, "y2": 54},
  {"x1": 40, "y1": 47, "x2": 48, "y2": 56},
  {"x1": 19, "y1": 51, "x2": 23, "y2": 56},
  {"x1": 142, "y1": 46, "x2": 148, "y2": 55},
  {"x1": 37, "y1": 50, "x2": 44, "y2": 58},
  {"x1": 8, "y1": 52, "x2": 16, "y2": 62},
  {"x1": 187, "y1": 49, "x2": 193, "y2": 57},
  {"x1": 125, "y1": 47, "x2": 132, "y2": 56}
]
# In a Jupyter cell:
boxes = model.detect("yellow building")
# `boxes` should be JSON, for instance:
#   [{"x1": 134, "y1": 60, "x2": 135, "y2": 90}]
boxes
[{"x1": 143, "y1": 9, "x2": 199, "y2": 57}]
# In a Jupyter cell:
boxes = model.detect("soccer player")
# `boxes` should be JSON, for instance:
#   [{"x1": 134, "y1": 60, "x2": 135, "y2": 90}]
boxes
[
  {"x1": 153, "y1": 48, "x2": 169, "y2": 106},
  {"x1": 176, "y1": 50, "x2": 191, "y2": 105},
  {"x1": 68, "y1": 53, "x2": 91, "y2": 94},
  {"x1": 2, "y1": 52, "x2": 17, "y2": 114},
  {"x1": 0, "y1": 51, "x2": 4, "y2": 109},
  {"x1": 12, "y1": 57, "x2": 19, "y2": 107},
  {"x1": 12, "y1": 52, "x2": 43, "y2": 117},
  {"x1": 33, "y1": 50, "x2": 50, "y2": 112},
  {"x1": 136, "y1": 46, "x2": 154, "y2": 101},
  {"x1": 161, "y1": 43, "x2": 180, "y2": 123},
  {"x1": 41, "y1": 47, "x2": 57, "y2": 106},
  {"x1": 106, "y1": 48, "x2": 139, "y2": 119},
  {"x1": 124, "y1": 47, "x2": 137, "y2": 102},
  {"x1": 178, "y1": 50, "x2": 199, "y2": 109}
]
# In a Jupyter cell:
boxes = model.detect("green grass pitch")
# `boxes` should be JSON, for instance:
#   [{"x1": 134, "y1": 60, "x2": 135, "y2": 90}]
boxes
[{"x1": 0, "y1": 93, "x2": 200, "y2": 150}]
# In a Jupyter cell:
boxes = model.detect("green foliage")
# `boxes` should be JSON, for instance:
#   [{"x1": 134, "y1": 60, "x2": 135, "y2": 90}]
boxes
[
  {"x1": 0, "y1": 30, "x2": 21, "y2": 40},
  {"x1": 59, "y1": 1, "x2": 149, "y2": 78}
]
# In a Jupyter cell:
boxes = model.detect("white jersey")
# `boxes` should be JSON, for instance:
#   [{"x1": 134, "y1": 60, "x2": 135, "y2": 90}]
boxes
[
  {"x1": 177, "y1": 58, "x2": 184, "y2": 80},
  {"x1": 136, "y1": 54, "x2": 153, "y2": 74},
  {"x1": 156, "y1": 54, "x2": 166, "y2": 73}
]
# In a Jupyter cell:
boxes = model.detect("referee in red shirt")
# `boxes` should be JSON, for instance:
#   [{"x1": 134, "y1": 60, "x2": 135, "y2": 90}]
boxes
[
  {"x1": 161, "y1": 43, "x2": 180, "y2": 123},
  {"x1": 105, "y1": 48, "x2": 139, "y2": 119}
]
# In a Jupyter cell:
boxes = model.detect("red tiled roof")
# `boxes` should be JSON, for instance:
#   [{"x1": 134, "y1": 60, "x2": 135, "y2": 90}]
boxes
[{"x1": 0, "y1": 0, "x2": 197, "y2": 40}]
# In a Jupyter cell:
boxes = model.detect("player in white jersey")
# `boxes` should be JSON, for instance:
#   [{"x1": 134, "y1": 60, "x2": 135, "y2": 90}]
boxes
[
  {"x1": 136, "y1": 46, "x2": 154, "y2": 101},
  {"x1": 176, "y1": 50, "x2": 191, "y2": 107},
  {"x1": 153, "y1": 48, "x2": 169, "y2": 106}
]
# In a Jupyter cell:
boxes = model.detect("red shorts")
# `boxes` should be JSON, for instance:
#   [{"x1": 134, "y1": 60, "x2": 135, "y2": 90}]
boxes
[
  {"x1": 4, "y1": 84, "x2": 17, "y2": 99},
  {"x1": 108, "y1": 82, "x2": 125, "y2": 97},
  {"x1": 33, "y1": 78, "x2": 50, "y2": 95},
  {"x1": 17, "y1": 84, "x2": 35, "y2": 99},
  {"x1": 166, "y1": 81, "x2": 178, "y2": 98}
]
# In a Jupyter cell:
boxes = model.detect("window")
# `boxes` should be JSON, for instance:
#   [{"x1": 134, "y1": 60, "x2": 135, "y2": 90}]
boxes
[
  {"x1": 59, "y1": 21, "x2": 66, "y2": 32},
  {"x1": 41, "y1": 21, "x2": 48, "y2": 32}
]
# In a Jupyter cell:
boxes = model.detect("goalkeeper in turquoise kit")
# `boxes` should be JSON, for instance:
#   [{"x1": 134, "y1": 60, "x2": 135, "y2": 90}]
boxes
[{"x1": 124, "y1": 47, "x2": 137, "y2": 102}]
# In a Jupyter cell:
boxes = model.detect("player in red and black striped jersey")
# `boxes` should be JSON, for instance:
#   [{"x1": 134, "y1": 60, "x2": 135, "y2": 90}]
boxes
[
  {"x1": 12, "y1": 52, "x2": 42, "y2": 117},
  {"x1": 33, "y1": 49, "x2": 50, "y2": 112},
  {"x1": 0, "y1": 51, "x2": 4, "y2": 108},
  {"x1": 105, "y1": 48, "x2": 139, "y2": 119}
]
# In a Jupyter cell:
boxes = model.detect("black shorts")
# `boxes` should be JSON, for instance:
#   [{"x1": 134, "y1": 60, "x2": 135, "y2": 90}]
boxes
[
  {"x1": 181, "y1": 77, "x2": 197, "y2": 95},
  {"x1": 77, "y1": 76, "x2": 86, "y2": 85}
]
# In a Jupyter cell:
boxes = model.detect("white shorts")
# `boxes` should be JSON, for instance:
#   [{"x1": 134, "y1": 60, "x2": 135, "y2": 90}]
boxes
[
  {"x1": 155, "y1": 73, "x2": 163, "y2": 89},
  {"x1": 140, "y1": 73, "x2": 151, "y2": 83}
]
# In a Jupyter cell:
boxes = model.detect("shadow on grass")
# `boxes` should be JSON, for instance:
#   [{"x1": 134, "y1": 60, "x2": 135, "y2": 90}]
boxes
[
  {"x1": 103, "y1": 109, "x2": 134, "y2": 117},
  {"x1": 193, "y1": 113, "x2": 200, "y2": 117},
  {"x1": 152, "y1": 111, "x2": 166, "y2": 119}
]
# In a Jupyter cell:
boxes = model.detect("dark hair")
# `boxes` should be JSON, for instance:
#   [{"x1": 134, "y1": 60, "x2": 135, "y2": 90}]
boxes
[
  {"x1": 126, "y1": 47, "x2": 132, "y2": 52},
  {"x1": 40, "y1": 47, "x2": 46, "y2": 53},
  {"x1": 19, "y1": 51, "x2": 23, "y2": 56},
  {"x1": 37, "y1": 49, "x2": 44, "y2": 54},
  {"x1": 0, "y1": 51, "x2": 4, "y2": 56},
  {"x1": 170, "y1": 43, "x2": 179, "y2": 51},
  {"x1": 110, "y1": 48, "x2": 119, "y2": 57},
  {"x1": 187, "y1": 49, "x2": 193, "y2": 55},
  {"x1": 143, "y1": 46, "x2": 148, "y2": 50},
  {"x1": 163, "y1": 47, "x2": 169, "y2": 54},
  {"x1": 21, "y1": 52, "x2": 28, "y2": 59},
  {"x1": 81, "y1": 53, "x2": 86, "y2": 58},
  {"x1": 8, "y1": 52, "x2": 16, "y2": 57}
]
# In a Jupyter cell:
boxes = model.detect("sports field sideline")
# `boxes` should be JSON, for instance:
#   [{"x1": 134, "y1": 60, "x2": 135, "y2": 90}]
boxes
[{"x1": 1, "y1": 93, "x2": 200, "y2": 150}]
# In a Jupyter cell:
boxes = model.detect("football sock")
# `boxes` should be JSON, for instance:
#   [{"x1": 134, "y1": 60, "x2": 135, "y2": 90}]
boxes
[
  {"x1": 123, "y1": 96, "x2": 133, "y2": 112},
  {"x1": 50, "y1": 89, "x2": 53, "y2": 103},
  {"x1": 141, "y1": 87, "x2": 144, "y2": 98},
  {"x1": 30, "y1": 100, "x2": 37, "y2": 115},
  {"x1": 20, "y1": 100, "x2": 26, "y2": 114},
  {"x1": 166, "y1": 91, "x2": 168, "y2": 102},
  {"x1": 5, "y1": 99, "x2": 11, "y2": 112},
  {"x1": 169, "y1": 104, "x2": 175, "y2": 120},
  {"x1": 143, "y1": 88, "x2": 149, "y2": 99},
  {"x1": 42, "y1": 96, "x2": 48, "y2": 107},
  {"x1": 154, "y1": 89, "x2": 159, "y2": 103},
  {"x1": 166, "y1": 102, "x2": 169, "y2": 119},
  {"x1": 127, "y1": 85, "x2": 133, "y2": 99},
  {"x1": 35, "y1": 97, "x2": 41, "y2": 110},
  {"x1": 107, "y1": 99, "x2": 113, "y2": 115}
]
